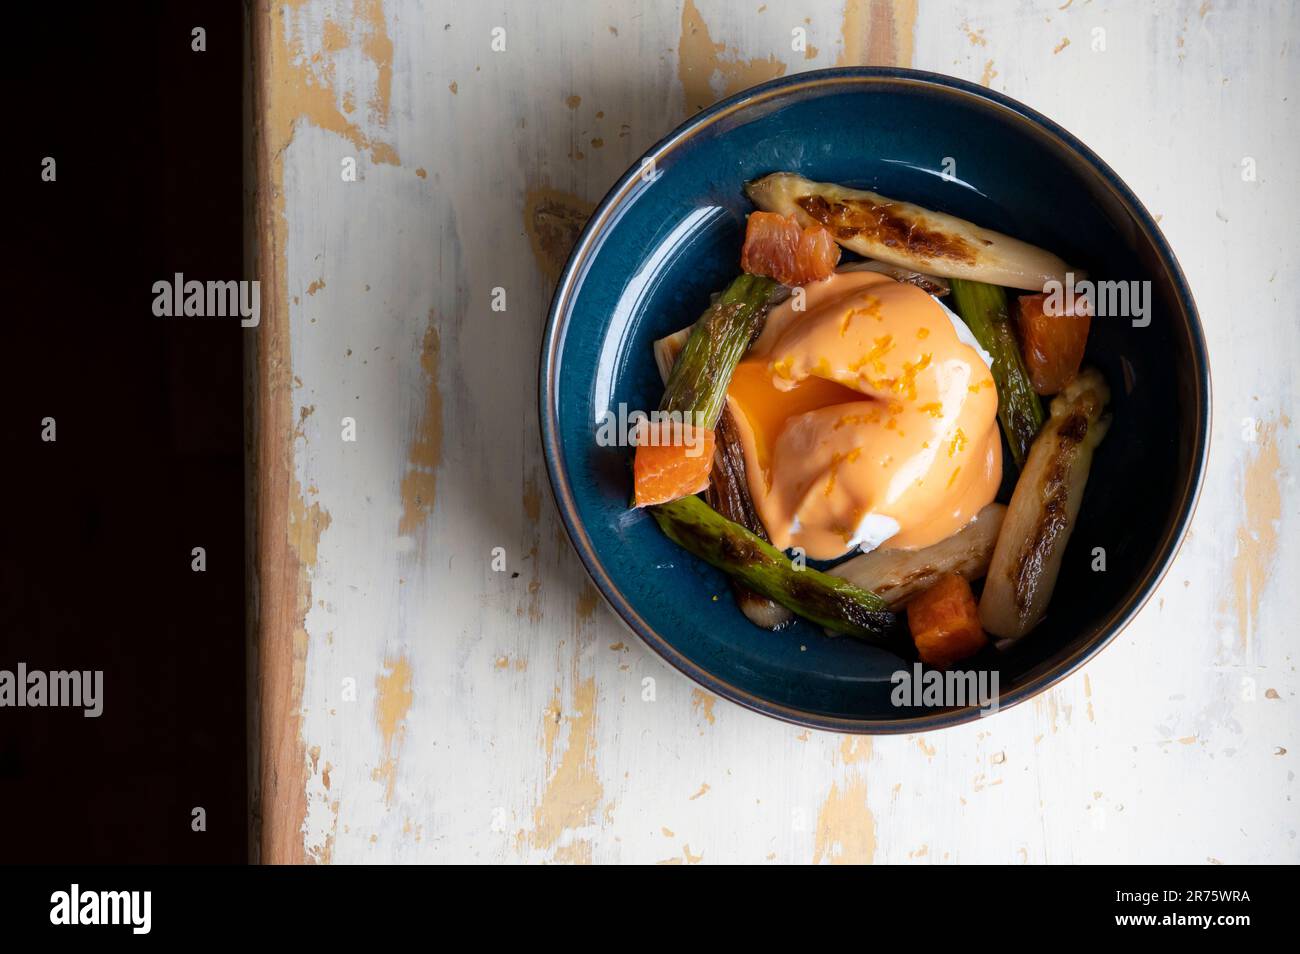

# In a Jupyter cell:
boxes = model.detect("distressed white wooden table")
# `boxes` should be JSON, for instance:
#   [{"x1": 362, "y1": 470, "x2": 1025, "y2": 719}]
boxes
[{"x1": 251, "y1": 0, "x2": 1297, "y2": 863}]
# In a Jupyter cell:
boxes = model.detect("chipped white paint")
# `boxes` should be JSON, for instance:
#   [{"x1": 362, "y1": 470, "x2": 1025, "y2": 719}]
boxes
[{"x1": 267, "y1": 0, "x2": 1297, "y2": 863}]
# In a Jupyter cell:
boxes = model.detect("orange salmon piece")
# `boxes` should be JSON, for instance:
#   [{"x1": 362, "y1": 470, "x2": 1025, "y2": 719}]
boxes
[{"x1": 740, "y1": 211, "x2": 840, "y2": 286}]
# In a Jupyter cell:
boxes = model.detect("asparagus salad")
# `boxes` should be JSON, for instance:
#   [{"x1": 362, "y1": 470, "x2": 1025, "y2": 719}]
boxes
[{"x1": 631, "y1": 173, "x2": 1110, "y2": 669}]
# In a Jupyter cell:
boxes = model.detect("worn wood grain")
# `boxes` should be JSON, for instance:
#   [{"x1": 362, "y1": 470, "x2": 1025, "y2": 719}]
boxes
[{"x1": 251, "y1": 0, "x2": 1298, "y2": 864}]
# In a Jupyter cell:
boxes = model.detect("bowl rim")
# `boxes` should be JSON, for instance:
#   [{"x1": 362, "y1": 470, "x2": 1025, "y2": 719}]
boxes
[{"x1": 538, "y1": 66, "x2": 1211, "y2": 734}]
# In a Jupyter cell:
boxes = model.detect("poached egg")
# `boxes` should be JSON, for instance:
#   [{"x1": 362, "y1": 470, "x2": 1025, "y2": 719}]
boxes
[{"x1": 725, "y1": 270, "x2": 1001, "y2": 560}]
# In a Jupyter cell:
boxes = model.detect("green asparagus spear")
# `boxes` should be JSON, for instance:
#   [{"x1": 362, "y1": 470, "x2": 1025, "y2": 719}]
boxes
[
  {"x1": 949, "y1": 278, "x2": 1045, "y2": 468},
  {"x1": 660, "y1": 273, "x2": 776, "y2": 427},
  {"x1": 652, "y1": 494, "x2": 902, "y2": 646}
]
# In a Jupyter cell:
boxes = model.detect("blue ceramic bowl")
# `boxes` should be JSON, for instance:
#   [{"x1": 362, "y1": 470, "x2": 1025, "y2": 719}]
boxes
[{"x1": 540, "y1": 68, "x2": 1209, "y2": 732}]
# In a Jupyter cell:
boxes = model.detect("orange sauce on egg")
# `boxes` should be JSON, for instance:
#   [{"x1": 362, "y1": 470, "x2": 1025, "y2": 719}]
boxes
[{"x1": 725, "y1": 271, "x2": 1002, "y2": 560}]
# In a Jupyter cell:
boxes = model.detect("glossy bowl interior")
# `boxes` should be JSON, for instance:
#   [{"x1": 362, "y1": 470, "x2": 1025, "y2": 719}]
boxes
[{"x1": 540, "y1": 68, "x2": 1208, "y2": 732}]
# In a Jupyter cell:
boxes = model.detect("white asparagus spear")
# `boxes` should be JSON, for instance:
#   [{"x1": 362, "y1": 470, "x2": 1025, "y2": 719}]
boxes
[
  {"x1": 979, "y1": 368, "x2": 1111, "y2": 645},
  {"x1": 835, "y1": 259, "x2": 951, "y2": 297},
  {"x1": 745, "y1": 172, "x2": 1073, "y2": 292},
  {"x1": 830, "y1": 503, "x2": 1006, "y2": 610}
]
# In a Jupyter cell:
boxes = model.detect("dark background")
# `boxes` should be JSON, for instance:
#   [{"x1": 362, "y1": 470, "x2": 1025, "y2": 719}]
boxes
[{"x1": 0, "y1": 3, "x2": 247, "y2": 862}]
